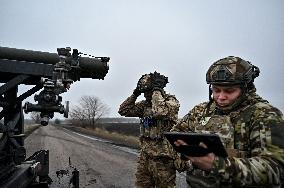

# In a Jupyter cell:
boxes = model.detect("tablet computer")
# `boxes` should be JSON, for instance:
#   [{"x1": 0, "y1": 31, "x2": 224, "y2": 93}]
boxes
[{"x1": 164, "y1": 132, "x2": 228, "y2": 158}]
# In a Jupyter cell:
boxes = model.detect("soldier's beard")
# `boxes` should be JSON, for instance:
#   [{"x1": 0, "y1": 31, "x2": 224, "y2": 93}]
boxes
[
  {"x1": 212, "y1": 84, "x2": 256, "y2": 112},
  {"x1": 215, "y1": 92, "x2": 247, "y2": 112}
]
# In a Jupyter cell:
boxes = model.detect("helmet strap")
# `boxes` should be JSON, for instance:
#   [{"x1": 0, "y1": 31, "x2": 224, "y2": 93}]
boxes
[{"x1": 209, "y1": 84, "x2": 213, "y2": 101}]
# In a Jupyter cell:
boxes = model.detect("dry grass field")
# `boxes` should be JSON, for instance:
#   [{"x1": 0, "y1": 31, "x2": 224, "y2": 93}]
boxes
[
  {"x1": 24, "y1": 124, "x2": 40, "y2": 137},
  {"x1": 60, "y1": 123, "x2": 140, "y2": 149}
]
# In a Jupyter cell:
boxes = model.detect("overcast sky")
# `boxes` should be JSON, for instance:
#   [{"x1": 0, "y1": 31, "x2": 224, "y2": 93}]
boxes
[{"x1": 1, "y1": 0, "x2": 284, "y2": 118}]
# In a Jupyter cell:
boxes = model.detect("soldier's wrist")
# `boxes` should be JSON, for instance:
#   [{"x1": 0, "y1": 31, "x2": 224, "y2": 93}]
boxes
[
  {"x1": 186, "y1": 159, "x2": 194, "y2": 171},
  {"x1": 211, "y1": 156, "x2": 225, "y2": 174},
  {"x1": 133, "y1": 88, "x2": 141, "y2": 97}
]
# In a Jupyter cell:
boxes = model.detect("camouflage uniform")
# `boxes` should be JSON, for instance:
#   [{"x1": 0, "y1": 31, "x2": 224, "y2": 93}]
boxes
[
  {"x1": 118, "y1": 73, "x2": 180, "y2": 188},
  {"x1": 172, "y1": 57, "x2": 284, "y2": 187}
]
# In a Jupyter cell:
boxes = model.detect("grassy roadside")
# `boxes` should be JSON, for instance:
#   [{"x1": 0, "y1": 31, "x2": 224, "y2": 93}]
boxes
[
  {"x1": 60, "y1": 125, "x2": 140, "y2": 149},
  {"x1": 24, "y1": 124, "x2": 41, "y2": 138}
]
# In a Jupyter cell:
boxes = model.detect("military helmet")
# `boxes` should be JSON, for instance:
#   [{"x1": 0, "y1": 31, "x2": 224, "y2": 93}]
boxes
[{"x1": 206, "y1": 56, "x2": 260, "y2": 86}]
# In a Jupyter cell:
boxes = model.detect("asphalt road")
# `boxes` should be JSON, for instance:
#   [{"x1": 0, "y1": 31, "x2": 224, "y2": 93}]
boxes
[{"x1": 25, "y1": 125, "x2": 186, "y2": 188}]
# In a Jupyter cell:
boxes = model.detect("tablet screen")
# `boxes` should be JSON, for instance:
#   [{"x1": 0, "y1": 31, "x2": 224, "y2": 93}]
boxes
[{"x1": 164, "y1": 132, "x2": 228, "y2": 158}]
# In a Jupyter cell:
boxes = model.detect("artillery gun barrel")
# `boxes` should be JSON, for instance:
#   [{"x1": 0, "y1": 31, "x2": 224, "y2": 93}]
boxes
[
  {"x1": 0, "y1": 46, "x2": 59, "y2": 64},
  {"x1": 0, "y1": 46, "x2": 109, "y2": 79}
]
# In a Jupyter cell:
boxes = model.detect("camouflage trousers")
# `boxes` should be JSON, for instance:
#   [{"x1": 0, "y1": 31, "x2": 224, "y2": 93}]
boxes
[{"x1": 135, "y1": 151, "x2": 176, "y2": 188}]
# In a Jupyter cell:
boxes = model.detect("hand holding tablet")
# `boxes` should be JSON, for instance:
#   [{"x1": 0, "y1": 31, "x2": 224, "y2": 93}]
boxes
[{"x1": 164, "y1": 132, "x2": 228, "y2": 158}]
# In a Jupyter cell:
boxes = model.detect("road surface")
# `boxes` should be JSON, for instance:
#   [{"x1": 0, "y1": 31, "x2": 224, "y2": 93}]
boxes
[{"x1": 25, "y1": 125, "x2": 186, "y2": 188}]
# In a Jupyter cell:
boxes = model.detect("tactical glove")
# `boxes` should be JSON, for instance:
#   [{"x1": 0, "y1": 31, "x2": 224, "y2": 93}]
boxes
[
  {"x1": 151, "y1": 71, "x2": 168, "y2": 90},
  {"x1": 133, "y1": 87, "x2": 141, "y2": 97},
  {"x1": 137, "y1": 74, "x2": 152, "y2": 93}
]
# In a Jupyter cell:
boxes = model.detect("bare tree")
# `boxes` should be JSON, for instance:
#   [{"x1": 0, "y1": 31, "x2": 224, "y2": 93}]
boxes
[
  {"x1": 30, "y1": 111, "x2": 41, "y2": 124},
  {"x1": 69, "y1": 95, "x2": 110, "y2": 128}
]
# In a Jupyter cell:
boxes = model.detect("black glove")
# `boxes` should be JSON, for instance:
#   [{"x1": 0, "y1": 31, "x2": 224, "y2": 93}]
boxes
[
  {"x1": 151, "y1": 71, "x2": 168, "y2": 90},
  {"x1": 133, "y1": 87, "x2": 141, "y2": 97},
  {"x1": 137, "y1": 74, "x2": 152, "y2": 93}
]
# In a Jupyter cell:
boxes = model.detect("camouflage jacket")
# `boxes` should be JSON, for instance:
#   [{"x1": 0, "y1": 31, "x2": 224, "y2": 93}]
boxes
[
  {"x1": 171, "y1": 92, "x2": 284, "y2": 187},
  {"x1": 118, "y1": 90, "x2": 180, "y2": 158}
]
